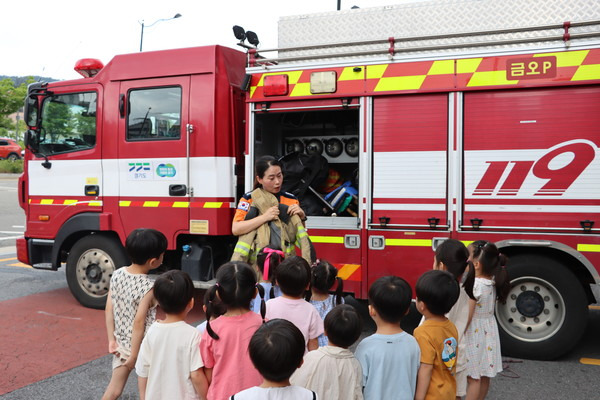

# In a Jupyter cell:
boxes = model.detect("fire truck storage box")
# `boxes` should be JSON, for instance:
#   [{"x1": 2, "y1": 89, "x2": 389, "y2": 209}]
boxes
[{"x1": 277, "y1": 0, "x2": 600, "y2": 63}]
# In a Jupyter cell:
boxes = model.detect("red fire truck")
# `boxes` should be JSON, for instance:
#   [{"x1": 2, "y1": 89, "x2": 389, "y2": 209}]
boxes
[{"x1": 19, "y1": 0, "x2": 600, "y2": 360}]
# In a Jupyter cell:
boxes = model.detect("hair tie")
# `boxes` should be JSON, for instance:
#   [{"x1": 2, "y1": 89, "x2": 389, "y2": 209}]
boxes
[
  {"x1": 215, "y1": 282, "x2": 220, "y2": 288},
  {"x1": 311, "y1": 258, "x2": 321, "y2": 268},
  {"x1": 262, "y1": 248, "x2": 284, "y2": 280}
]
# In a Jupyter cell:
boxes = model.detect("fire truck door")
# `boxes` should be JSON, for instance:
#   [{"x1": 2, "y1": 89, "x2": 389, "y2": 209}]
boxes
[
  {"x1": 117, "y1": 77, "x2": 191, "y2": 246},
  {"x1": 368, "y1": 93, "x2": 450, "y2": 289}
]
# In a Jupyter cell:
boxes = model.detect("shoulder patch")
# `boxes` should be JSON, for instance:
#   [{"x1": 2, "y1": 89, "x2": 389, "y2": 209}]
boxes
[{"x1": 238, "y1": 200, "x2": 250, "y2": 212}]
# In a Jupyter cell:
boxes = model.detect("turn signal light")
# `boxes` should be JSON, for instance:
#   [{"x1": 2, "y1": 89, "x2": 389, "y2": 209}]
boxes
[{"x1": 38, "y1": 215, "x2": 50, "y2": 221}]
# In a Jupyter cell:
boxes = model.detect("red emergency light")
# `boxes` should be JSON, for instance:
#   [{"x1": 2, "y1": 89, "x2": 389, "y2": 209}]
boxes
[
  {"x1": 263, "y1": 75, "x2": 288, "y2": 96},
  {"x1": 74, "y1": 58, "x2": 104, "y2": 78}
]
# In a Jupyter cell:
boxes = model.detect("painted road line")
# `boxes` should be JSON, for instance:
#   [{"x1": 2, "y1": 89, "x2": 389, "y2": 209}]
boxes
[
  {"x1": 0, "y1": 257, "x2": 17, "y2": 262},
  {"x1": 589, "y1": 305, "x2": 600, "y2": 310},
  {"x1": 8, "y1": 262, "x2": 32, "y2": 268},
  {"x1": 580, "y1": 358, "x2": 600, "y2": 366}
]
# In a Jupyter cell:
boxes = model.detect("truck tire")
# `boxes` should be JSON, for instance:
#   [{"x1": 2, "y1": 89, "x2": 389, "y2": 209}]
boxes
[
  {"x1": 496, "y1": 254, "x2": 588, "y2": 360},
  {"x1": 66, "y1": 234, "x2": 129, "y2": 309}
]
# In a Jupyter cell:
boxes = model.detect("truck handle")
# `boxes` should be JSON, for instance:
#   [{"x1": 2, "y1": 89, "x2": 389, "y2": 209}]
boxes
[{"x1": 119, "y1": 94, "x2": 125, "y2": 118}]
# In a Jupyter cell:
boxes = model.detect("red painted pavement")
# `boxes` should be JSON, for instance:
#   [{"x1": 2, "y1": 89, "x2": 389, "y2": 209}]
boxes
[{"x1": 0, "y1": 288, "x2": 206, "y2": 395}]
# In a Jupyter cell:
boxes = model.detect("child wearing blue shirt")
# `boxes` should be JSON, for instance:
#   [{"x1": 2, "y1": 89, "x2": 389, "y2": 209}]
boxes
[{"x1": 355, "y1": 276, "x2": 421, "y2": 400}]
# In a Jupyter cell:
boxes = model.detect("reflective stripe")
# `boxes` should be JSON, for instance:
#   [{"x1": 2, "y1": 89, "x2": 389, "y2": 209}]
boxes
[
  {"x1": 385, "y1": 238, "x2": 432, "y2": 247},
  {"x1": 310, "y1": 236, "x2": 344, "y2": 244},
  {"x1": 297, "y1": 228, "x2": 308, "y2": 238},
  {"x1": 234, "y1": 242, "x2": 250, "y2": 256},
  {"x1": 578, "y1": 244, "x2": 600, "y2": 253}
]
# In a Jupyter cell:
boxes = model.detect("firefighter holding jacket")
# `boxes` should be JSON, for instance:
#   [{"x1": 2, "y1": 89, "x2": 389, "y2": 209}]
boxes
[{"x1": 231, "y1": 156, "x2": 311, "y2": 264}]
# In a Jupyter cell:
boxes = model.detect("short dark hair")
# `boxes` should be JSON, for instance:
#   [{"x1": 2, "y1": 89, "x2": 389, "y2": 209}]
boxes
[
  {"x1": 249, "y1": 319, "x2": 305, "y2": 382},
  {"x1": 125, "y1": 228, "x2": 167, "y2": 265},
  {"x1": 153, "y1": 270, "x2": 194, "y2": 314},
  {"x1": 416, "y1": 270, "x2": 460, "y2": 316},
  {"x1": 276, "y1": 256, "x2": 310, "y2": 297},
  {"x1": 368, "y1": 276, "x2": 412, "y2": 324},
  {"x1": 324, "y1": 304, "x2": 362, "y2": 348}
]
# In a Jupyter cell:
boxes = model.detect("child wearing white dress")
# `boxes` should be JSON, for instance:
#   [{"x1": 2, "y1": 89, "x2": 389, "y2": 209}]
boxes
[
  {"x1": 464, "y1": 241, "x2": 511, "y2": 400},
  {"x1": 306, "y1": 259, "x2": 344, "y2": 347}
]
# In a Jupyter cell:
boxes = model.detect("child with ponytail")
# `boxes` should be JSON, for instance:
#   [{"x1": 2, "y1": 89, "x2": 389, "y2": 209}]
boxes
[
  {"x1": 432, "y1": 239, "x2": 474, "y2": 400},
  {"x1": 306, "y1": 259, "x2": 344, "y2": 347},
  {"x1": 200, "y1": 261, "x2": 266, "y2": 400},
  {"x1": 249, "y1": 247, "x2": 284, "y2": 314},
  {"x1": 464, "y1": 241, "x2": 510, "y2": 400}
]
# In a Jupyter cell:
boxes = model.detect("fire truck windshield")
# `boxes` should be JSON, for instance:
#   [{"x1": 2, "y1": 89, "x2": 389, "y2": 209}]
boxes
[{"x1": 35, "y1": 92, "x2": 97, "y2": 155}]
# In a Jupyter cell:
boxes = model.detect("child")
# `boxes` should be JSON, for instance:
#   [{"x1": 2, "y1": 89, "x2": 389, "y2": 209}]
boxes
[
  {"x1": 434, "y1": 239, "x2": 475, "y2": 399},
  {"x1": 136, "y1": 270, "x2": 208, "y2": 400},
  {"x1": 414, "y1": 270, "x2": 460, "y2": 400},
  {"x1": 102, "y1": 228, "x2": 167, "y2": 400},
  {"x1": 230, "y1": 319, "x2": 318, "y2": 399},
  {"x1": 197, "y1": 285, "x2": 227, "y2": 336},
  {"x1": 355, "y1": 276, "x2": 421, "y2": 400},
  {"x1": 265, "y1": 256, "x2": 324, "y2": 352},
  {"x1": 249, "y1": 246, "x2": 284, "y2": 314},
  {"x1": 306, "y1": 259, "x2": 344, "y2": 347},
  {"x1": 464, "y1": 241, "x2": 510, "y2": 400},
  {"x1": 200, "y1": 261, "x2": 266, "y2": 400},
  {"x1": 291, "y1": 304, "x2": 363, "y2": 400}
]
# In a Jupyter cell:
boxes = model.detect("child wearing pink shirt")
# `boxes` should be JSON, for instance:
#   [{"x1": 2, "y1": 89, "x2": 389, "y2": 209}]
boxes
[
  {"x1": 265, "y1": 256, "x2": 324, "y2": 352},
  {"x1": 200, "y1": 262, "x2": 266, "y2": 400}
]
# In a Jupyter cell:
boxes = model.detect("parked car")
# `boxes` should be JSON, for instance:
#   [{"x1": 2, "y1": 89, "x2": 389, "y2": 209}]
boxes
[{"x1": 0, "y1": 138, "x2": 22, "y2": 161}]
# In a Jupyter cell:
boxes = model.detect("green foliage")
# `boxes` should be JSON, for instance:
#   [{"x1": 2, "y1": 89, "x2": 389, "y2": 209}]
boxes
[
  {"x1": 0, "y1": 159, "x2": 23, "y2": 173},
  {"x1": 0, "y1": 77, "x2": 34, "y2": 136}
]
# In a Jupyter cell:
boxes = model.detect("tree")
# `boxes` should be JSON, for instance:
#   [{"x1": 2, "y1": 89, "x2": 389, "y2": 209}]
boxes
[{"x1": 0, "y1": 77, "x2": 33, "y2": 137}]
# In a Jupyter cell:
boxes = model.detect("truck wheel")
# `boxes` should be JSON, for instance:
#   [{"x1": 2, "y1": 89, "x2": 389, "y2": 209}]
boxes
[
  {"x1": 496, "y1": 254, "x2": 588, "y2": 360},
  {"x1": 66, "y1": 234, "x2": 129, "y2": 309}
]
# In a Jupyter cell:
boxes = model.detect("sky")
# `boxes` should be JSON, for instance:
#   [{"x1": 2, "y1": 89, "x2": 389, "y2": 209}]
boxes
[{"x1": 2, "y1": 0, "x2": 408, "y2": 81}]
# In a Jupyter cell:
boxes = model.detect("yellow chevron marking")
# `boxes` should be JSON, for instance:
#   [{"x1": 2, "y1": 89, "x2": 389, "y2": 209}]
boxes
[
  {"x1": 339, "y1": 66, "x2": 365, "y2": 81},
  {"x1": 338, "y1": 264, "x2": 360, "y2": 280},
  {"x1": 367, "y1": 64, "x2": 388, "y2": 79},
  {"x1": 119, "y1": 201, "x2": 131, "y2": 207},
  {"x1": 572, "y1": 64, "x2": 600, "y2": 81},
  {"x1": 173, "y1": 202, "x2": 190, "y2": 208},
  {"x1": 534, "y1": 50, "x2": 589, "y2": 67},
  {"x1": 143, "y1": 201, "x2": 160, "y2": 207},
  {"x1": 457, "y1": 58, "x2": 483, "y2": 74},
  {"x1": 40, "y1": 199, "x2": 54, "y2": 205},
  {"x1": 467, "y1": 71, "x2": 518, "y2": 87},
  {"x1": 385, "y1": 238, "x2": 432, "y2": 247},
  {"x1": 428, "y1": 60, "x2": 455, "y2": 75},
  {"x1": 203, "y1": 202, "x2": 223, "y2": 208},
  {"x1": 89, "y1": 201, "x2": 102, "y2": 207},
  {"x1": 375, "y1": 75, "x2": 426, "y2": 91},
  {"x1": 63, "y1": 200, "x2": 78, "y2": 205},
  {"x1": 290, "y1": 82, "x2": 312, "y2": 97}
]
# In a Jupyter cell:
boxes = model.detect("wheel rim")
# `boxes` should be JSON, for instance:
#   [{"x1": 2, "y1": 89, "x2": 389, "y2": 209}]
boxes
[
  {"x1": 496, "y1": 275, "x2": 566, "y2": 342},
  {"x1": 75, "y1": 248, "x2": 115, "y2": 299}
]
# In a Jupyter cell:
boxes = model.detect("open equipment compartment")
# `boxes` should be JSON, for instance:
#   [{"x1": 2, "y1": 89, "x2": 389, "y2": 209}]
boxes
[{"x1": 253, "y1": 108, "x2": 360, "y2": 219}]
